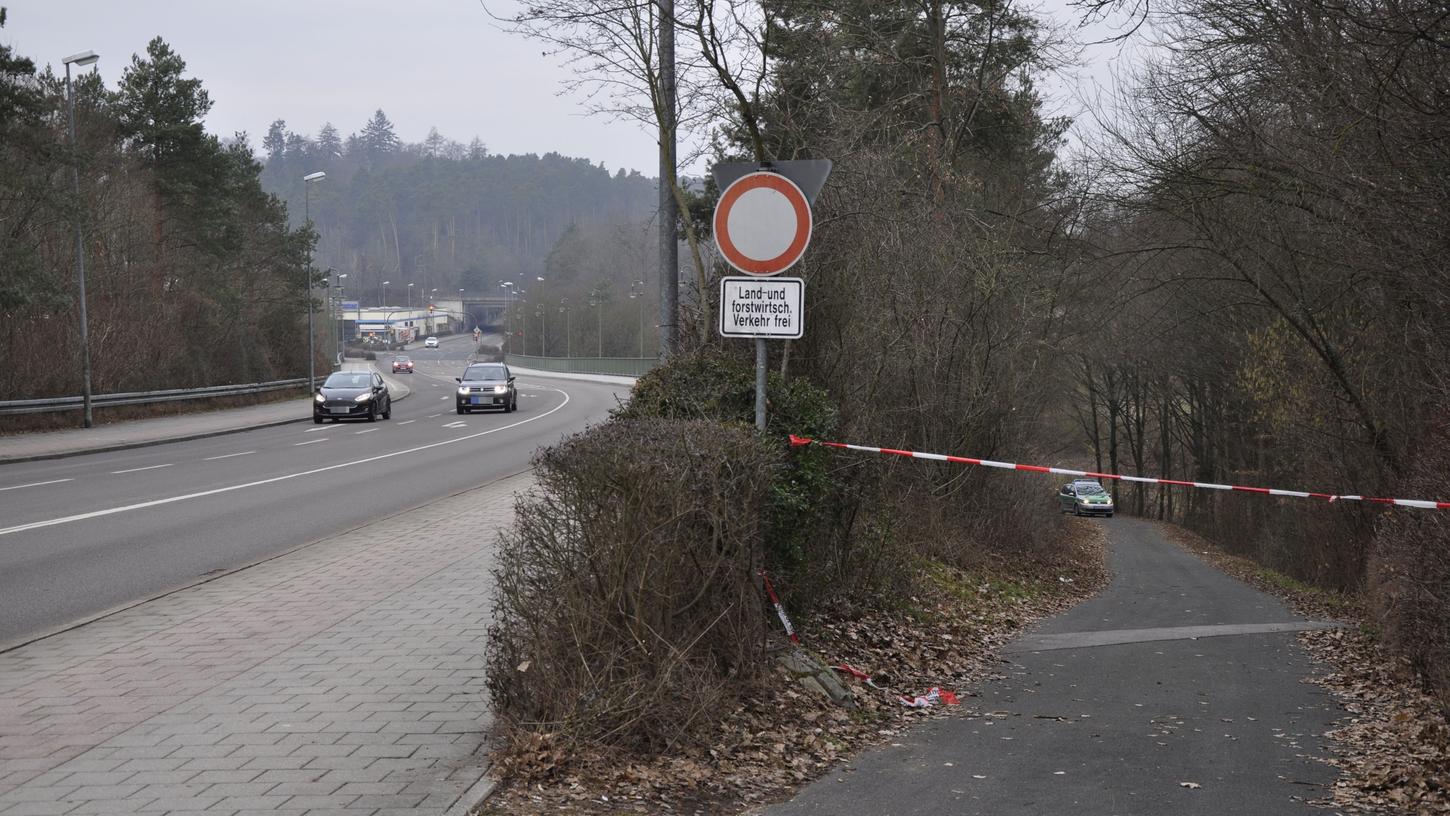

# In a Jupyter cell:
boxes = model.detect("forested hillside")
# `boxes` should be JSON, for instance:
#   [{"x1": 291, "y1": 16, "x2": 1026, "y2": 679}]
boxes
[{"x1": 257, "y1": 113, "x2": 658, "y2": 309}]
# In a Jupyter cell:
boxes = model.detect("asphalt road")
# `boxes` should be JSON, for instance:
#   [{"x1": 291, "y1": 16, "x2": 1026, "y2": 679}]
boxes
[
  {"x1": 763, "y1": 517, "x2": 1341, "y2": 816},
  {"x1": 0, "y1": 334, "x2": 627, "y2": 647}
]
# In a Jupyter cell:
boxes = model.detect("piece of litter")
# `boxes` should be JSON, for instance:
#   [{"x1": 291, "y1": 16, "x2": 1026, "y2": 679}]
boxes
[{"x1": 1180, "y1": 782, "x2": 1201, "y2": 789}]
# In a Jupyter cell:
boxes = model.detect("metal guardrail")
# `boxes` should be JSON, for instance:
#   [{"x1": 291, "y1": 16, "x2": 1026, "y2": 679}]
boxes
[
  {"x1": 503, "y1": 354, "x2": 656, "y2": 378},
  {"x1": 0, "y1": 378, "x2": 310, "y2": 416}
]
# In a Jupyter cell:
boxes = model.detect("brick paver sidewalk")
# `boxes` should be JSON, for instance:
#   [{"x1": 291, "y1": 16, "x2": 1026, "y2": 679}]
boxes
[{"x1": 0, "y1": 473, "x2": 529, "y2": 815}]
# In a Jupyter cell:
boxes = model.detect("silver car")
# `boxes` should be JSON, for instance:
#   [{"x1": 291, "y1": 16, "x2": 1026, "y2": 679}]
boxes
[{"x1": 1058, "y1": 480, "x2": 1114, "y2": 517}]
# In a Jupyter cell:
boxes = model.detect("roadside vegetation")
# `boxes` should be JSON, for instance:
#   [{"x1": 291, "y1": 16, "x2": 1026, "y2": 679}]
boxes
[
  {"x1": 481, "y1": 0, "x2": 1449, "y2": 809},
  {"x1": 0, "y1": 23, "x2": 313, "y2": 402}
]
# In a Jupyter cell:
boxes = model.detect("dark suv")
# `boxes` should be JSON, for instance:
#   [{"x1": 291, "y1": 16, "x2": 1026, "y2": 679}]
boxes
[
  {"x1": 455, "y1": 363, "x2": 516, "y2": 414},
  {"x1": 1058, "y1": 480, "x2": 1115, "y2": 517}
]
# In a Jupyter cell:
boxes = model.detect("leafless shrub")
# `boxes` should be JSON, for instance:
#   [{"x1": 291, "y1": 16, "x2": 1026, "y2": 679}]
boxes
[
  {"x1": 487, "y1": 418, "x2": 782, "y2": 757},
  {"x1": 1370, "y1": 414, "x2": 1450, "y2": 705}
]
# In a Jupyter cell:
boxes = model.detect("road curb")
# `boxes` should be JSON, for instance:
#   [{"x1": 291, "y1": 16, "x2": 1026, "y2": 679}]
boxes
[{"x1": 446, "y1": 764, "x2": 499, "y2": 816}]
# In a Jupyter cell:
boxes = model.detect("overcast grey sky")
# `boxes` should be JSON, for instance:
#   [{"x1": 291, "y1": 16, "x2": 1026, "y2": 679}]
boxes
[{"x1": 3, "y1": 0, "x2": 1137, "y2": 175}]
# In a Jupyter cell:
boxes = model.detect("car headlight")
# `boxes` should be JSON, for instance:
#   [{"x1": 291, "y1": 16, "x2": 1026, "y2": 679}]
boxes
[
  {"x1": 1079, "y1": 498, "x2": 1092, "y2": 504},
  {"x1": 354, "y1": 392, "x2": 372, "y2": 403},
  {"x1": 493, "y1": 385, "x2": 507, "y2": 394},
  {"x1": 315, "y1": 393, "x2": 325, "y2": 403},
  {"x1": 457, "y1": 386, "x2": 470, "y2": 395}
]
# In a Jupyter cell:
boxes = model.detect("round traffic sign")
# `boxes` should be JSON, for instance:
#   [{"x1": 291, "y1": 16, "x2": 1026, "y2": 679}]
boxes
[{"x1": 713, "y1": 171, "x2": 812, "y2": 276}]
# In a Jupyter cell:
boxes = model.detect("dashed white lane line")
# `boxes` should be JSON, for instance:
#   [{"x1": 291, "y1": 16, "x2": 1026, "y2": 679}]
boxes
[
  {"x1": 0, "y1": 386, "x2": 572, "y2": 538},
  {"x1": 112, "y1": 464, "x2": 173, "y2": 475},
  {"x1": 354, "y1": 428, "x2": 378, "y2": 434},
  {"x1": 294, "y1": 438, "x2": 328, "y2": 447},
  {"x1": 203, "y1": 451, "x2": 255, "y2": 461},
  {"x1": 396, "y1": 420, "x2": 416, "y2": 425},
  {"x1": 0, "y1": 478, "x2": 74, "y2": 493},
  {"x1": 304, "y1": 426, "x2": 330, "y2": 433},
  {"x1": 442, "y1": 421, "x2": 466, "y2": 429},
  {"x1": 439, "y1": 396, "x2": 449, "y2": 400},
  {"x1": 427, "y1": 413, "x2": 442, "y2": 418}
]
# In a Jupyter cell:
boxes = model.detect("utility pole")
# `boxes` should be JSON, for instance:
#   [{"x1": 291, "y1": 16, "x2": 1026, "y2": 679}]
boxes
[{"x1": 657, "y1": 0, "x2": 678, "y2": 358}]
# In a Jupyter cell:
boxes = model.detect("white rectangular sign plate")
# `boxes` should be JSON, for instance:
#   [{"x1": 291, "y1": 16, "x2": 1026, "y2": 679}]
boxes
[{"x1": 718, "y1": 276, "x2": 804, "y2": 339}]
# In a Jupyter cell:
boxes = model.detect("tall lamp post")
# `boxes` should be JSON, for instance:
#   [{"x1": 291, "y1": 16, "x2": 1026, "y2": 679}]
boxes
[
  {"x1": 629, "y1": 279, "x2": 646, "y2": 358},
  {"x1": 382, "y1": 280, "x2": 391, "y2": 308},
  {"x1": 333, "y1": 272, "x2": 347, "y2": 363},
  {"x1": 407, "y1": 282, "x2": 414, "y2": 309},
  {"x1": 559, "y1": 298, "x2": 571, "y2": 359},
  {"x1": 64, "y1": 50, "x2": 99, "y2": 428},
  {"x1": 500, "y1": 282, "x2": 513, "y2": 351},
  {"x1": 303, "y1": 171, "x2": 326, "y2": 391}
]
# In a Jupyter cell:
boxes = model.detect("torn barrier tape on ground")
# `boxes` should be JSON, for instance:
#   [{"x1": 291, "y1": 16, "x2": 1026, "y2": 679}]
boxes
[{"x1": 787, "y1": 436, "x2": 1449, "y2": 510}]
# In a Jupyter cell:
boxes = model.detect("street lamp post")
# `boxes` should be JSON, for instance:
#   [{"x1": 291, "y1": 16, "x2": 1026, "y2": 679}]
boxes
[
  {"x1": 333, "y1": 272, "x2": 347, "y2": 363},
  {"x1": 535, "y1": 305, "x2": 547, "y2": 357},
  {"x1": 64, "y1": 50, "x2": 99, "y2": 428},
  {"x1": 382, "y1": 280, "x2": 391, "y2": 308},
  {"x1": 500, "y1": 282, "x2": 514, "y2": 351},
  {"x1": 629, "y1": 279, "x2": 646, "y2": 358},
  {"x1": 407, "y1": 282, "x2": 414, "y2": 309},
  {"x1": 589, "y1": 291, "x2": 602, "y2": 357},
  {"x1": 559, "y1": 298, "x2": 571, "y2": 359},
  {"x1": 303, "y1": 171, "x2": 325, "y2": 392}
]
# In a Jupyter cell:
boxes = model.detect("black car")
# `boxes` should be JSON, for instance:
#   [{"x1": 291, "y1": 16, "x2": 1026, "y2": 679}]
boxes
[
  {"x1": 314, "y1": 370, "x2": 392, "y2": 423},
  {"x1": 455, "y1": 363, "x2": 516, "y2": 414}
]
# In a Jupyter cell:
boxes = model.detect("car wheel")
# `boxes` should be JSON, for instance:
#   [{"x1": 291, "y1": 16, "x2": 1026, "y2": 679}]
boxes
[
  {"x1": 313, "y1": 415, "x2": 323, "y2": 424},
  {"x1": 456, "y1": 405, "x2": 465, "y2": 415},
  {"x1": 1106, "y1": 512, "x2": 1114, "y2": 518},
  {"x1": 367, "y1": 403, "x2": 378, "y2": 422},
  {"x1": 383, "y1": 401, "x2": 391, "y2": 420}
]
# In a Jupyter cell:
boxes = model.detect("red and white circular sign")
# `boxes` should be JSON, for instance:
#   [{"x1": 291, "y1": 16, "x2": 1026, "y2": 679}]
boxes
[{"x1": 713, "y1": 171, "x2": 812, "y2": 276}]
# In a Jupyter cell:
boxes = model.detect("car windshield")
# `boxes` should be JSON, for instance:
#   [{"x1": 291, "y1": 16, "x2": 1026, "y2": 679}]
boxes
[
  {"x1": 1075, "y1": 483, "x2": 1106, "y2": 496},
  {"x1": 394, "y1": 357, "x2": 410, "y2": 363},
  {"x1": 323, "y1": 373, "x2": 371, "y2": 388},
  {"x1": 464, "y1": 365, "x2": 506, "y2": 381}
]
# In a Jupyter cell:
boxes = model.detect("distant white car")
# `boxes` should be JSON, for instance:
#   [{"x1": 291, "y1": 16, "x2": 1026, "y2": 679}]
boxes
[{"x1": 424, "y1": 336, "x2": 439, "y2": 348}]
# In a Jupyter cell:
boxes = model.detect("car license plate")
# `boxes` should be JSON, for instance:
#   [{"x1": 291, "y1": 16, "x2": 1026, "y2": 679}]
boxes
[
  {"x1": 330, "y1": 406, "x2": 348, "y2": 414},
  {"x1": 471, "y1": 396, "x2": 483, "y2": 405}
]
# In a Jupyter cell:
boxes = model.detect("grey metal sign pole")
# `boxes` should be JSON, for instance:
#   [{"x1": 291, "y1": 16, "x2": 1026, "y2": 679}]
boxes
[{"x1": 755, "y1": 338, "x2": 767, "y2": 430}]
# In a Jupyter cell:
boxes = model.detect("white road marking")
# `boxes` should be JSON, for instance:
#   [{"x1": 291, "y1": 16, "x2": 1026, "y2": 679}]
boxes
[
  {"x1": 396, "y1": 420, "x2": 416, "y2": 425},
  {"x1": 442, "y1": 421, "x2": 466, "y2": 428},
  {"x1": 354, "y1": 428, "x2": 378, "y2": 434},
  {"x1": 427, "y1": 413, "x2": 441, "y2": 418},
  {"x1": 294, "y1": 438, "x2": 328, "y2": 446},
  {"x1": 204, "y1": 451, "x2": 255, "y2": 461},
  {"x1": 112, "y1": 464, "x2": 173, "y2": 475},
  {"x1": 0, "y1": 478, "x2": 73, "y2": 493},
  {"x1": 439, "y1": 396, "x2": 449, "y2": 400},
  {"x1": 304, "y1": 426, "x2": 330, "y2": 433},
  {"x1": 0, "y1": 387, "x2": 573, "y2": 538},
  {"x1": 432, "y1": 384, "x2": 439, "y2": 387}
]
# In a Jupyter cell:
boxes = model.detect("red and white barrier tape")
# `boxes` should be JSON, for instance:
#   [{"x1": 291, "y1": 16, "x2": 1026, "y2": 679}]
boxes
[
  {"x1": 759, "y1": 570, "x2": 801, "y2": 644},
  {"x1": 788, "y1": 435, "x2": 1449, "y2": 510}
]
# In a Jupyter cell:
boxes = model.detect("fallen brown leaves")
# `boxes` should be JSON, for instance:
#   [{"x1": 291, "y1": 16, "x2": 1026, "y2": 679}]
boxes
[
  {"x1": 476, "y1": 520, "x2": 1108, "y2": 815},
  {"x1": 1159, "y1": 522, "x2": 1450, "y2": 815}
]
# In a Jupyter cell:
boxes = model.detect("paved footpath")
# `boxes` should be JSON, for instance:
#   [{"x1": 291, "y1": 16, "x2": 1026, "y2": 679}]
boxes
[
  {"x1": 0, "y1": 472, "x2": 529, "y2": 816},
  {"x1": 763, "y1": 518, "x2": 1343, "y2": 816}
]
